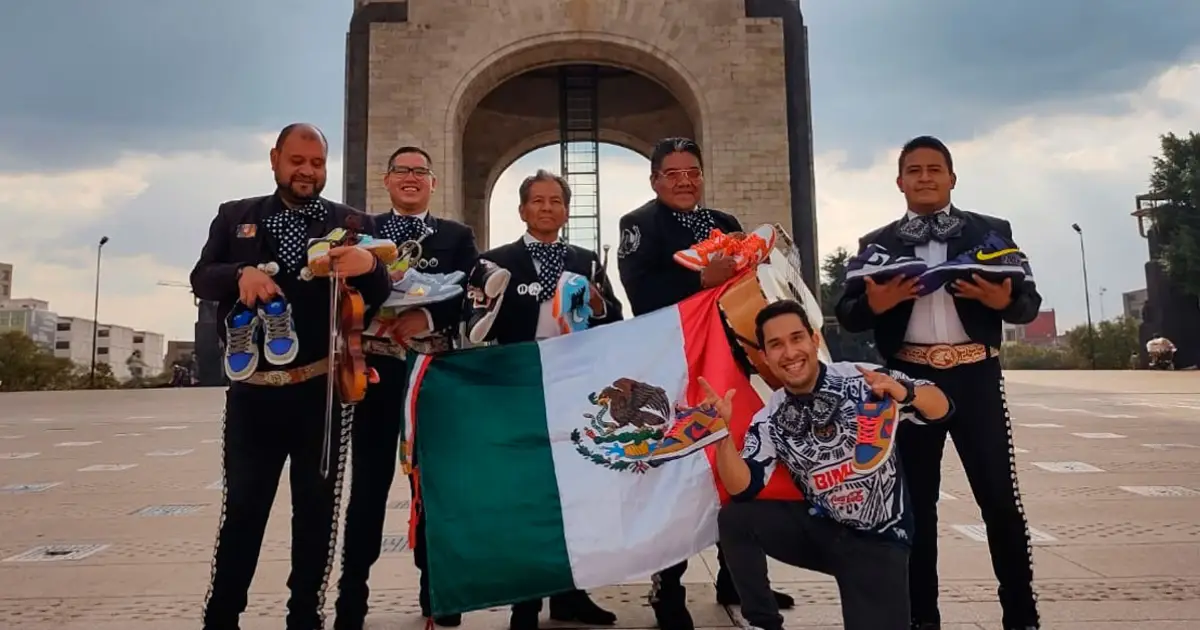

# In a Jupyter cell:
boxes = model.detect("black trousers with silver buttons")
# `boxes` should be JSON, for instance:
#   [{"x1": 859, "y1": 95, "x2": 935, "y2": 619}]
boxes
[{"x1": 893, "y1": 357, "x2": 1039, "y2": 629}]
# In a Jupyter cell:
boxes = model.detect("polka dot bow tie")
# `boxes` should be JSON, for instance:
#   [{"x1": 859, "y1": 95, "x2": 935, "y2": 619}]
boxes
[
  {"x1": 673, "y1": 208, "x2": 718, "y2": 243},
  {"x1": 263, "y1": 199, "x2": 328, "y2": 272},
  {"x1": 897, "y1": 212, "x2": 964, "y2": 245},
  {"x1": 526, "y1": 241, "x2": 568, "y2": 303},
  {"x1": 380, "y1": 213, "x2": 430, "y2": 245}
]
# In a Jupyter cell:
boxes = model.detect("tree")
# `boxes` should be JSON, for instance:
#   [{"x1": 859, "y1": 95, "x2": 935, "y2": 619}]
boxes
[
  {"x1": 0, "y1": 331, "x2": 78, "y2": 391},
  {"x1": 819, "y1": 248, "x2": 881, "y2": 363},
  {"x1": 1064, "y1": 316, "x2": 1141, "y2": 370},
  {"x1": 1148, "y1": 131, "x2": 1200, "y2": 298},
  {"x1": 999, "y1": 343, "x2": 1080, "y2": 370}
]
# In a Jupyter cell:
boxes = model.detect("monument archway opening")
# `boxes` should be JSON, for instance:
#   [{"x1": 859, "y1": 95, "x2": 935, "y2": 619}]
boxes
[
  {"x1": 488, "y1": 143, "x2": 652, "y2": 308},
  {"x1": 454, "y1": 52, "x2": 701, "y2": 253}
]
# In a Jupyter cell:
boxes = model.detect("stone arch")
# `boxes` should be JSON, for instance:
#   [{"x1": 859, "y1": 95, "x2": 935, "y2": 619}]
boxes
[
  {"x1": 482, "y1": 132, "x2": 652, "y2": 221},
  {"x1": 443, "y1": 34, "x2": 710, "y2": 247}
]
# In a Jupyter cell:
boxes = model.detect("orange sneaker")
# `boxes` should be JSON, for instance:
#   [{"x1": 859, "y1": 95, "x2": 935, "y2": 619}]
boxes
[
  {"x1": 674, "y1": 229, "x2": 742, "y2": 271},
  {"x1": 648, "y1": 404, "x2": 729, "y2": 464},
  {"x1": 731, "y1": 224, "x2": 778, "y2": 270},
  {"x1": 852, "y1": 398, "x2": 899, "y2": 474}
]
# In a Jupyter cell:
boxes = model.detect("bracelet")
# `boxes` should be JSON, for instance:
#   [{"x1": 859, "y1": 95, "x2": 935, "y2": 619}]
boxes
[{"x1": 898, "y1": 380, "x2": 916, "y2": 405}]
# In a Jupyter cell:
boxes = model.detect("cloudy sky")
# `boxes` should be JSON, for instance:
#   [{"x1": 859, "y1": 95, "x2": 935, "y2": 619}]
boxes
[{"x1": 1, "y1": 1, "x2": 1197, "y2": 342}]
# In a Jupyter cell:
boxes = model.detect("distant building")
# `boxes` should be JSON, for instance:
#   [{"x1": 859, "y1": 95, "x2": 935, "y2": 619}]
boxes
[
  {"x1": 0, "y1": 262, "x2": 11, "y2": 301},
  {"x1": 0, "y1": 307, "x2": 58, "y2": 350},
  {"x1": 132, "y1": 330, "x2": 165, "y2": 377},
  {"x1": 1003, "y1": 309, "x2": 1059, "y2": 345},
  {"x1": 53, "y1": 317, "x2": 167, "y2": 380},
  {"x1": 165, "y1": 340, "x2": 196, "y2": 367},
  {"x1": 1, "y1": 263, "x2": 169, "y2": 379},
  {"x1": 0, "y1": 298, "x2": 49, "y2": 310},
  {"x1": 1123, "y1": 288, "x2": 1148, "y2": 322}
]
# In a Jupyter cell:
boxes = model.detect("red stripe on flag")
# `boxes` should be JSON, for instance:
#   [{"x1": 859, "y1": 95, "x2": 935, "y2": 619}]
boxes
[{"x1": 676, "y1": 280, "x2": 803, "y2": 503}]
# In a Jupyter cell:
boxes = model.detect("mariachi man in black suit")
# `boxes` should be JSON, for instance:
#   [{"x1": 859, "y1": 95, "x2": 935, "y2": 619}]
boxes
[
  {"x1": 192, "y1": 123, "x2": 392, "y2": 630},
  {"x1": 616, "y1": 137, "x2": 794, "y2": 630},
  {"x1": 334, "y1": 146, "x2": 483, "y2": 630},
  {"x1": 835, "y1": 136, "x2": 1042, "y2": 630},
  {"x1": 472, "y1": 169, "x2": 622, "y2": 630}
]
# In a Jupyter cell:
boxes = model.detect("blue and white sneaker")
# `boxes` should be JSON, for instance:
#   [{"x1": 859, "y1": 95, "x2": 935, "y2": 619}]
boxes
[
  {"x1": 552, "y1": 271, "x2": 593, "y2": 335},
  {"x1": 382, "y1": 270, "x2": 466, "y2": 311},
  {"x1": 844, "y1": 244, "x2": 928, "y2": 289},
  {"x1": 224, "y1": 305, "x2": 260, "y2": 381},
  {"x1": 258, "y1": 297, "x2": 299, "y2": 366}
]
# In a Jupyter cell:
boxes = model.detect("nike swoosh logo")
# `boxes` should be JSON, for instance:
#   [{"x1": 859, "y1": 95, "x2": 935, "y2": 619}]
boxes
[{"x1": 976, "y1": 247, "x2": 1020, "y2": 261}]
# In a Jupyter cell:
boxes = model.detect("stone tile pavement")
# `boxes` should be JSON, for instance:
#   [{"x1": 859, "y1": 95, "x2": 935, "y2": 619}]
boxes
[{"x1": 0, "y1": 371, "x2": 1197, "y2": 628}]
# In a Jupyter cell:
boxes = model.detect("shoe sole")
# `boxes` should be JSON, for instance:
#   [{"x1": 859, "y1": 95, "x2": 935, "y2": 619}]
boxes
[
  {"x1": 466, "y1": 268, "x2": 511, "y2": 344},
  {"x1": 845, "y1": 265, "x2": 928, "y2": 282}
]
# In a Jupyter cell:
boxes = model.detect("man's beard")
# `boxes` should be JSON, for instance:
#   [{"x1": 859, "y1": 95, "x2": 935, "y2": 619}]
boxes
[{"x1": 277, "y1": 176, "x2": 323, "y2": 201}]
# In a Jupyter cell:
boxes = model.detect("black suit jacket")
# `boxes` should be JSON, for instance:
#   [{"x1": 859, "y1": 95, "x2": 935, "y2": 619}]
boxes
[
  {"x1": 189, "y1": 193, "x2": 392, "y2": 369},
  {"x1": 373, "y1": 211, "x2": 478, "y2": 333},
  {"x1": 477, "y1": 237, "x2": 623, "y2": 345},
  {"x1": 834, "y1": 206, "x2": 1043, "y2": 359},
  {"x1": 616, "y1": 199, "x2": 743, "y2": 316}
]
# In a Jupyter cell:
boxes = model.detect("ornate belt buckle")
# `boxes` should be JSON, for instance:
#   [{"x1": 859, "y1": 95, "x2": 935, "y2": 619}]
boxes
[
  {"x1": 926, "y1": 344, "x2": 958, "y2": 369},
  {"x1": 263, "y1": 371, "x2": 290, "y2": 386}
]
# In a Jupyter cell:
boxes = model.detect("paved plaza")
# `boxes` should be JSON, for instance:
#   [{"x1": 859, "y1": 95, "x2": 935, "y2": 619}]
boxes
[{"x1": 0, "y1": 371, "x2": 1197, "y2": 629}]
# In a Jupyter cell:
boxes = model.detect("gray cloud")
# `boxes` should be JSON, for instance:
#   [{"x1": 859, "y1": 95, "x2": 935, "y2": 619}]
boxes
[
  {"x1": 0, "y1": 0, "x2": 350, "y2": 171},
  {"x1": 804, "y1": 0, "x2": 1200, "y2": 165}
]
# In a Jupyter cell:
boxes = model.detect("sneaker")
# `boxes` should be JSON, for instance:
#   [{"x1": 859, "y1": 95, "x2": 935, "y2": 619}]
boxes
[
  {"x1": 852, "y1": 398, "x2": 899, "y2": 474},
  {"x1": 649, "y1": 404, "x2": 729, "y2": 464},
  {"x1": 465, "y1": 259, "x2": 512, "y2": 344},
  {"x1": 845, "y1": 244, "x2": 928, "y2": 288},
  {"x1": 918, "y1": 231, "x2": 1028, "y2": 296},
  {"x1": 258, "y1": 297, "x2": 299, "y2": 366},
  {"x1": 224, "y1": 305, "x2": 260, "y2": 381},
  {"x1": 382, "y1": 270, "x2": 465, "y2": 311},
  {"x1": 305, "y1": 228, "x2": 347, "y2": 277},
  {"x1": 673, "y1": 229, "x2": 742, "y2": 271},
  {"x1": 731, "y1": 224, "x2": 779, "y2": 269},
  {"x1": 355, "y1": 234, "x2": 400, "y2": 265},
  {"x1": 552, "y1": 271, "x2": 592, "y2": 335}
]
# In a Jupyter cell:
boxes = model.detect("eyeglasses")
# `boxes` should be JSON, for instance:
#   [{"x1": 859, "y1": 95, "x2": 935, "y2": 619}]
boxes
[
  {"x1": 387, "y1": 166, "x2": 433, "y2": 178},
  {"x1": 657, "y1": 168, "x2": 703, "y2": 182}
]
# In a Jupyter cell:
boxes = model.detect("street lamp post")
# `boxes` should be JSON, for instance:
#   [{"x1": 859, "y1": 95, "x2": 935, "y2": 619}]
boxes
[
  {"x1": 89, "y1": 236, "x2": 109, "y2": 387},
  {"x1": 1071, "y1": 224, "x2": 1097, "y2": 369}
]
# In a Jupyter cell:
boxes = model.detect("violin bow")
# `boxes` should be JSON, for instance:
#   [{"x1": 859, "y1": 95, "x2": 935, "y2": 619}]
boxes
[{"x1": 320, "y1": 230, "x2": 354, "y2": 480}]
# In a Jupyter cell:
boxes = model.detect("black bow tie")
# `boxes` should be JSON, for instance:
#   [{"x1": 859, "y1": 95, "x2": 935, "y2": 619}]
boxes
[
  {"x1": 381, "y1": 213, "x2": 429, "y2": 244},
  {"x1": 526, "y1": 241, "x2": 568, "y2": 303},
  {"x1": 262, "y1": 199, "x2": 328, "y2": 273},
  {"x1": 672, "y1": 208, "x2": 719, "y2": 243},
  {"x1": 897, "y1": 212, "x2": 965, "y2": 245}
]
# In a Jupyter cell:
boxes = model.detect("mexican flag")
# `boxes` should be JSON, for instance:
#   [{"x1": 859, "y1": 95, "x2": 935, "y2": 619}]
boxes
[{"x1": 403, "y1": 284, "x2": 802, "y2": 616}]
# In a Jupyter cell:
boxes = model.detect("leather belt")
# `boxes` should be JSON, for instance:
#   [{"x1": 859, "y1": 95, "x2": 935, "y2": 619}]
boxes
[
  {"x1": 244, "y1": 359, "x2": 328, "y2": 386},
  {"x1": 895, "y1": 343, "x2": 998, "y2": 369},
  {"x1": 364, "y1": 337, "x2": 407, "y2": 359}
]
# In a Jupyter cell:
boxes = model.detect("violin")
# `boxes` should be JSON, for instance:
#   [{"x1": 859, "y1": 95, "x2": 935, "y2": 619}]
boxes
[{"x1": 308, "y1": 217, "x2": 378, "y2": 477}]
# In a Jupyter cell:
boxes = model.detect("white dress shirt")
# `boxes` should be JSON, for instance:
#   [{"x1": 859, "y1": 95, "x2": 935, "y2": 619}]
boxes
[
  {"x1": 903, "y1": 205, "x2": 971, "y2": 345},
  {"x1": 522, "y1": 233, "x2": 605, "y2": 341}
]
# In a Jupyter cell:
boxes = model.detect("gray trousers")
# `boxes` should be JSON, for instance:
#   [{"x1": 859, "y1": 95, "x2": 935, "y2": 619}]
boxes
[{"x1": 718, "y1": 500, "x2": 909, "y2": 630}]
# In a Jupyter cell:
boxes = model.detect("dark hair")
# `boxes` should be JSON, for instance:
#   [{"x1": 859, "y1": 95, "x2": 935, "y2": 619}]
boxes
[
  {"x1": 275, "y1": 123, "x2": 328, "y2": 152},
  {"x1": 650, "y1": 137, "x2": 704, "y2": 173},
  {"x1": 754, "y1": 299, "x2": 814, "y2": 348},
  {"x1": 898, "y1": 135, "x2": 953, "y2": 175},
  {"x1": 388, "y1": 146, "x2": 433, "y2": 170},
  {"x1": 518, "y1": 169, "x2": 571, "y2": 206}
]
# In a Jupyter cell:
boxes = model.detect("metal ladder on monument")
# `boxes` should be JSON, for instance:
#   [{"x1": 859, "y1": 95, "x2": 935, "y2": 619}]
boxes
[{"x1": 558, "y1": 65, "x2": 601, "y2": 253}]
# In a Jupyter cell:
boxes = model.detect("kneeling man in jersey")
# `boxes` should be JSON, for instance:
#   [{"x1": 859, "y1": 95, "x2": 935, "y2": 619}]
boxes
[{"x1": 706, "y1": 299, "x2": 953, "y2": 630}]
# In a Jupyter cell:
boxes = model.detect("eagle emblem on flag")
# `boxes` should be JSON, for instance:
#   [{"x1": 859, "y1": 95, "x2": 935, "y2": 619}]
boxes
[{"x1": 571, "y1": 377, "x2": 730, "y2": 473}]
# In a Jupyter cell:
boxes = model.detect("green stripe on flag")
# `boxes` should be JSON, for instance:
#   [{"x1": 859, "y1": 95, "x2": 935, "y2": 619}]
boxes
[{"x1": 413, "y1": 343, "x2": 574, "y2": 615}]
